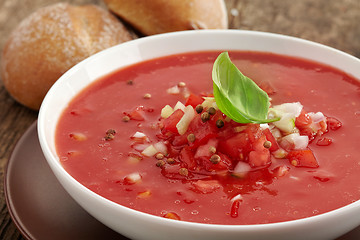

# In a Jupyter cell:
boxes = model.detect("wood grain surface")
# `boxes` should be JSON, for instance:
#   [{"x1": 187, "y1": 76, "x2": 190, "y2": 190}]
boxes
[{"x1": 0, "y1": 0, "x2": 359, "y2": 239}]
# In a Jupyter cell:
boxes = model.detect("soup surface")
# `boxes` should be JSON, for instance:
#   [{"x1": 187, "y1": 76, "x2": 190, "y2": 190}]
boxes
[{"x1": 56, "y1": 51, "x2": 360, "y2": 225}]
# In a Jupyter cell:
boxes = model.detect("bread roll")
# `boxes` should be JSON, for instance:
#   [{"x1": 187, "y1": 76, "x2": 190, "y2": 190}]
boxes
[
  {"x1": 103, "y1": 0, "x2": 228, "y2": 35},
  {"x1": 0, "y1": 3, "x2": 132, "y2": 110}
]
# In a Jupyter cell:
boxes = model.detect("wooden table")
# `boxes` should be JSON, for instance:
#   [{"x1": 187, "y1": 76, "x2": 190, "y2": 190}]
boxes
[{"x1": 0, "y1": 0, "x2": 359, "y2": 239}]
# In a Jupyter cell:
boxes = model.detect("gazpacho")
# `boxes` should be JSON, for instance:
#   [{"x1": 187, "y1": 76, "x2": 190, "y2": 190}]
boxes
[{"x1": 55, "y1": 51, "x2": 360, "y2": 225}]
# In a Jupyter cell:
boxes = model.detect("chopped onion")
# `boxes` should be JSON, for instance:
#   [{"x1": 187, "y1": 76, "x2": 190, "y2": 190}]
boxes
[
  {"x1": 124, "y1": 172, "x2": 142, "y2": 184},
  {"x1": 272, "y1": 148, "x2": 288, "y2": 159},
  {"x1": 153, "y1": 141, "x2": 168, "y2": 155},
  {"x1": 161, "y1": 105, "x2": 174, "y2": 119},
  {"x1": 280, "y1": 133, "x2": 309, "y2": 150},
  {"x1": 230, "y1": 194, "x2": 243, "y2": 202},
  {"x1": 308, "y1": 112, "x2": 325, "y2": 123},
  {"x1": 176, "y1": 105, "x2": 195, "y2": 135},
  {"x1": 308, "y1": 112, "x2": 327, "y2": 133},
  {"x1": 167, "y1": 85, "x2": 180, "y2": 94},
  {"x1": 201, "y1": 97, "x2": 218, "y2": 110},
  {"x1": 132, "y1": 132, "x2": 146, "y2": 138},
  {"x1": 272, "y1": 113, "x2": 296, "y2": 133},
  {"x1": 174, "y1": 101, "x2": 186, "y2": 111},
  {"x1": 132, "y1": 143, "x2": 150, "y2": 152},
  {"x1": 272, "y1": 102, "x2": 303, "y2": 118},
  {"x1": 141, "y1": 145, "x2": 158, "y2": 157},
  {"x1": 232, "y1": 161, "x2": 251, "y2": 178},
  {"x1": 270, "y1": 127, "x2": 282, "y2": 140}
]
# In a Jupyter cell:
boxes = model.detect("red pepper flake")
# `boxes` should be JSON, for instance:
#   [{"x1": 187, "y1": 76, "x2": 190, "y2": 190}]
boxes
[
  {"x1": 316, "y1": 137, "x2": 333, "y2": 146},
  {"x1": 230, "y1": 200, "x2": 240, "y2": 218}
]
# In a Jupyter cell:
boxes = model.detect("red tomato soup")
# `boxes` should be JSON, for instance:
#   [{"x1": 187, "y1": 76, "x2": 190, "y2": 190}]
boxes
[{"x1": 56, "y1": 51, "x2": 360, "y2": 225}]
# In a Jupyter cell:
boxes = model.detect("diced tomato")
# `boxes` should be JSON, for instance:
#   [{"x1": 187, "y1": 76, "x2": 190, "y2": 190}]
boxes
[
  {"x1": 176, "y1": 191, "x2": 196, "y2": 204},
  {"x1": 287, "y1": 149, "x2": 319, "y2": 168},
  {"x1": 187, "y1": 114, "x2": 218, "y2": 148},
  {"x1": 299, "y1": 127, "x2": 316, "y2": 142},
  {"x1": 161, "y1": 163, "x2": 186, "y2": 180},
  {"x1": 230, "y1": 199, "x2": 241, "y2": 218},
  {"x1": 172, "y1": 133, "x2": 188, "y2": 147},
  {"x1": 179, "y1": 146, "x2": 197, "y2": 170},
  {"x1": 200, "y1": 152, "x2": 232, "y2": 172},
  {"x1": 185, "y1": 93, "x2": 204, "y2": 108},
  {"x1": 190, "y1": 180, "x2": 221, "y2": 194},
  {"x1": 128, "y1": 109, "x2": 145, "y2": 121},
  {"x1": 316, "y1": 137, "x2": 332, "y2": 146},
  {"x1": 312, "y1": 170, "x2": 334, "y2": 182},
  {"x1": 326, "y1": 117, "x2": 342, "y2": 131},
  {"x1": 272, "y1": 165, "x2": 290, "y2": 178},
  {"x1": 194, "y1": 139, "x2": 219, "y2": 158},
  {"x1": 263, "y1": 128, "x2": 280, "y2": 152},
  {"x1": 218, "y1": 133, "x2": 250, "y2": 159},
  {"x1": 295, "y1": 110, "x2": 312, "y2": 129},
  {"x1": 244, "y1": 124, "x2": 261, "y2": 143},
  {"x1": 162, "y1": 109, "x2": 184, "y2": 134},
  {"x1": 248, "y1": 148, "x2": 271, "y2": 168}
]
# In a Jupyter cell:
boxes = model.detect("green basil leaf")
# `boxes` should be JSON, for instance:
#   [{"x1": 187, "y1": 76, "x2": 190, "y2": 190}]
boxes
[{"x1": 212, "y1": 52, "x2": 278, "y2": 124}]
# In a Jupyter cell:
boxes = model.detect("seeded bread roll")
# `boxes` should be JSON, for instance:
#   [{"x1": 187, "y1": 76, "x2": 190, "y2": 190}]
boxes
[
  {"x1": 0, "y1": 3, "x2": 132, "y2": 110},
  {"x1": 103, "y1": 0, "x2": 228, "y2": 35}
]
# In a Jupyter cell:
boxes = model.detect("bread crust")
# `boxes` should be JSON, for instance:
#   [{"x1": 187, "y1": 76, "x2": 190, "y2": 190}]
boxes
[
  {"x1": 0, "y1": 3, "x2": 132, "y2": 110},
  {"x1": 104, "y1": 0, "x2": 228, "y2": 35}
]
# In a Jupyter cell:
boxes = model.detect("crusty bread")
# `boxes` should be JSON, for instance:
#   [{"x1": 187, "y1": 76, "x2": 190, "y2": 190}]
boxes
[
  {"x1": 103, "y1": 0, "x2": 228, "y2": 35},
  {"x1": 0, "y1": 3, "x2": 132, "y2": 110}
]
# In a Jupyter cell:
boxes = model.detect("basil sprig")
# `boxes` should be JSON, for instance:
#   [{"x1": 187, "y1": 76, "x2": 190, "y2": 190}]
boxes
[{"x1": 212, "y1": 52, "x2": 278, "y2": 124}]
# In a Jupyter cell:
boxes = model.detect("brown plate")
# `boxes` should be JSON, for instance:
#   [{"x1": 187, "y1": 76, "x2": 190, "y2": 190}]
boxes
[
  {"x1": 4, "y1": 121, "x2": 360, "y2": 240},
  {"x1": 4, "y1": 121, "x2": 128, "y2": 240}
]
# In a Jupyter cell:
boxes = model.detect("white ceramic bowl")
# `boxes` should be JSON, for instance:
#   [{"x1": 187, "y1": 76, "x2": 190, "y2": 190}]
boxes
[{"x1": 38, "y1": 30, "x2": 360, "y2": 240}]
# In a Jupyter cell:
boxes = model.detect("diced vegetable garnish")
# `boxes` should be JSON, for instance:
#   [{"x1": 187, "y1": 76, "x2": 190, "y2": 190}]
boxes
[
  {"x1": 137, "y1": 190, "x2": 152, "y2": 199},
  {"x1": 141, "y1": 145, "x2": 158, "y2": 157},
  {"x1": 176, "y1": 105, "x2": 195, "y2": 135},
  {"x1": 185, "y1": 93, "x2": 204, "y2": 108},
  {"x1": 326, "y1": 117, "x2": 342, "y2": 130},
  {"x1": 124, "y1": 172, "x2": 142, "y2": 184},
  {"x1": 69, "y1": 132, "x2": 87, "y2": 141},
  {"x1": 174, "y1": 101, "x2": 186, "y2": 111},
  {"x1": 280, "y1": 133, "x2": 309, "y2": 150},
  {"x1": 167, "y1": 85, "x2": 180, "y2": 95},
  {"x1": 161, "y1": 105, "x2": 174, "y2": 119},
  {"x1": 287, "y1": 150, "x2": 319, "y2": 168}
]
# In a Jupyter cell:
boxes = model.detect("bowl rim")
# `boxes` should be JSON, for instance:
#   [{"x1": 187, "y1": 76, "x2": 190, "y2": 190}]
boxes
[{"x1": 38, "y1": 29, "x2": 360, "y2": 231}]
